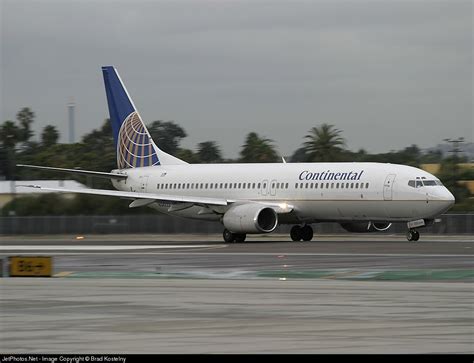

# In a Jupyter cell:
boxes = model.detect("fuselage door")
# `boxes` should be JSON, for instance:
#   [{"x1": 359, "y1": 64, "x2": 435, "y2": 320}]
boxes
[
  {"x1": 383, "y1": 174, "x2": 396, "y2": 200},
  {"x1": 270, "y1": 179, "x2": 277, "y2": 196}
]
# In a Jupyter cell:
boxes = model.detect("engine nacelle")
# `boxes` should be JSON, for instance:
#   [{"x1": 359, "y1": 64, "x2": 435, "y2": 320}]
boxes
[
  {"x1": 223, "y1": 204, "x2": 278, "y2": 233},
  {"x1": 340, "y1": 221, "x2": 392, "y2": 233}
]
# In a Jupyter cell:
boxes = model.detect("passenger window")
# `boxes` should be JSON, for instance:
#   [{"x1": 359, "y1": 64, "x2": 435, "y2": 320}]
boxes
[
  {"x1": 355, "y1": 183, "x2": 358, "y2": 189},
  {"x1": 252, "y1": 183, "x2": 256, "y2": 189},
  {"x1": 258, "y1": 183, "x2": 261, "y2": 189},
  {"x1": 336, "y1": 183, "x2": 339, "y2": 188},
  {"x1": 295, "y1": 183, "x2": 298, "y2": 189},
  {"x1": 366, "y1": 183, "x2": 369, "y2": 188},
  {"x1": 326, "y1": 183, "x2": 329, "y2": 188},
  {"x1": 350, "y1": 183, "x2": 354, "y2": 188},
  {"x1": 331, "y1": 183, "x2": 334, "y2": 189},
  {"x1": 315, "y1": 183, "x2": 318, "y2": 189}
]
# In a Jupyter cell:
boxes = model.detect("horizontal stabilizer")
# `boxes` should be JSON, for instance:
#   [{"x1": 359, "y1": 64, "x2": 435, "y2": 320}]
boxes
[{"x1": 16, "y1": 164, "x2": 127, "y2": 180}]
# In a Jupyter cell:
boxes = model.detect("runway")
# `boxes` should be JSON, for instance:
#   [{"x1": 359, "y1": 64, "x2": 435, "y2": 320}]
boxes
[
  {"x1": 1, "y1": 234, "x2": 473, "y2": 353},
  {"x1": 1, "y1": 234, "x2": 473, "y2": 280}
]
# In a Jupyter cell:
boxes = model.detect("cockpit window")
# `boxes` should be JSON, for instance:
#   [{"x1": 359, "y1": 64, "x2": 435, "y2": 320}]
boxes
[
  {"x1": 423, "y1": 180, "x2": 443, "y2": 186},
  {"x1": 408, "y1": 179, "x2": 443, "y2": 187}
]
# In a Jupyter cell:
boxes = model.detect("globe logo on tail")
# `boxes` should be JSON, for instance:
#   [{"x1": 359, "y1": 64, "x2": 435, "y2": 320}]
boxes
[{"x1": 117, "y1": 112, "x2": 160, "y2": 168}]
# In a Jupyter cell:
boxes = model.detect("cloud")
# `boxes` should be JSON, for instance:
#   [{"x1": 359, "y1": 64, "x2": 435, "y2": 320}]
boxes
[{"x1": 2, "y1": 0, "x2": 472, "y2": 158}]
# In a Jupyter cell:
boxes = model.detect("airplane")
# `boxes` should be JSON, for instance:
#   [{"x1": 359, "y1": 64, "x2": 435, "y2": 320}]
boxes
[{"x1": 17, "y1": 66, "x2": 455, "y2": 242}]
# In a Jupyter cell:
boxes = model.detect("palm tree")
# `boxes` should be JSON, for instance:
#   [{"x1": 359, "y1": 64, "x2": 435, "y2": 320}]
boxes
[
  {"x1": 41, "y1": 125, "x2": 59, "y2": 147},
  {"x1": 240, "y1": 132, "x2": 279, "y2": 163},
  {"x1": 303, "y1": 124, "x2": 346, "y2": 162},
  {"x1": 197, "y1": 141, "x2": 222, "y2": 163}
]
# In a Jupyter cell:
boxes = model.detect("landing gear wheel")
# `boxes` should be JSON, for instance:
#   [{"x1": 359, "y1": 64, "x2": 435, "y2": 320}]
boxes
[
  {"x1": 223, "y1": 229, "x2": 235, "y2": 243},
  {"x1": 412, "y1": 230, "x2": 420, "y2": 241},
  {"x1": 406, "y1": 229, "x2": 420, "y2": 242},
  {"x1": 234, "y1": 233, "x2": 247, "y2": 243},
  {"x1": 290, "y1": 225, "x2": 302, "y2": 241},
  {"x1": 301, "y1": 225, "x2": 314, "y2": 241}
]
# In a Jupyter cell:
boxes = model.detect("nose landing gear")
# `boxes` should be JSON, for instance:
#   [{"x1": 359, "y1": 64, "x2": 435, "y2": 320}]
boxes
[{"x1": 406, "y1": 229, "x2": 420, "y2": 241}]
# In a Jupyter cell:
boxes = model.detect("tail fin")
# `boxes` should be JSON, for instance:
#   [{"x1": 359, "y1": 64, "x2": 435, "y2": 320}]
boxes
[{"x1": 102, "y1": 66, "x2": 187, "y2": 168}]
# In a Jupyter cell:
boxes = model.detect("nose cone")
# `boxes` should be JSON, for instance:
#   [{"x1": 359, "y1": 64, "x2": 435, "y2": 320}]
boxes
[{"x1": 439, "y1": 187, "x2": 455, "y2": 211}]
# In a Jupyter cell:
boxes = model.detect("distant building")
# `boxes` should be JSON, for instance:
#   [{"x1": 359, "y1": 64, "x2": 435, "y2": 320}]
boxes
[{"x1": 0, "y1": 180, "x2": 87, "y2": 208}]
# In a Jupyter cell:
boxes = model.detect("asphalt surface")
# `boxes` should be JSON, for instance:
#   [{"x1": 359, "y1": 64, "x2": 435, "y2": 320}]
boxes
[
  {"x1": 1, "y1": 234, "x2": 473, "y2": 353},
  {"x1": 1, "y1": 234, "x2": 473, "y2": 278}
]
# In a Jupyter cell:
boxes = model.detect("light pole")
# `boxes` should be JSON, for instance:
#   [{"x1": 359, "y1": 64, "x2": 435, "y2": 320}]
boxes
[{"x1": 443, "y1": 137, "x2": 464, "y2": 187}]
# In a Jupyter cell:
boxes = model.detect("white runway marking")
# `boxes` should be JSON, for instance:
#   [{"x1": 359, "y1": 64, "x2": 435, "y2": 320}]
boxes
[{"x1": 0, "y1": 245, "x2": 220, "y2": 251}]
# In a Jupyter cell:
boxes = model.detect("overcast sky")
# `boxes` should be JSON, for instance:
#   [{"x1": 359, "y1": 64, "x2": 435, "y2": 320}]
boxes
[{"x1": 1, "y1": 0, "x2": 472, "y2": 159}]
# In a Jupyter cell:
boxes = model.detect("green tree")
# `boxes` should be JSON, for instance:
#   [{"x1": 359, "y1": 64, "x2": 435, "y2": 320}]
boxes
[
  {"x1": 303, "y1": 124, "x2": 346, "y2": 162},
  {"x1": 41, "y1": 125, "x2": 59, "y2": 147},
  {"x1": 0, "y1": 121, "x2": 21, "y2": 179},
  {"x1": 147, "y1": 121, "x2": 187, "y2": 155},
  {"x1": 239, "y1": 132, "x2": 278, "y2": 163},
  {"x1": 0, "y1": 121, "x2": 21, "y2": 149},
  {"x1": 175, "y1": 148, "x2": 200, "y2": 163},
  {"x1": 16, "y1": 107, "x2": 35, "y2": 142},
  {"x1": 197, "y1": 141, "x2": 222, "y2": 163}
]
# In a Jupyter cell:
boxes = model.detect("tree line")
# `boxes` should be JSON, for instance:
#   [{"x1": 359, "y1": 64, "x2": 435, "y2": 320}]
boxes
[{"x1": 0, "y1": 107, "x2": 472, "y2": 215}]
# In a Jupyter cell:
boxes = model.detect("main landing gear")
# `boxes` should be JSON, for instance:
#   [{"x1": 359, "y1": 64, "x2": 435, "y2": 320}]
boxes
[
  {"x1": 223, "y1": 229, "x2": 247, "y2": 243},
  {"x1": 406, "y1": 229, "x2": 420, "y2": 242},
  {"x1": 290, "y1": 225, "x2": 313, "y2": 241}
]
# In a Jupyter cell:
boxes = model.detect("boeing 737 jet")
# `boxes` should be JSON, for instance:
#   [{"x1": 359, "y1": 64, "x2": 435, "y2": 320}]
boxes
[{"x1": 18, "y1": 66, "x2": 455, "y2": 242}]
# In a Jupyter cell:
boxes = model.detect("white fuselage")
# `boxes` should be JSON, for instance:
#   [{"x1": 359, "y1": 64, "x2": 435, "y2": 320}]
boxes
[{"x1": 111, "y1": 162, "x2": 454, "y2": 224}]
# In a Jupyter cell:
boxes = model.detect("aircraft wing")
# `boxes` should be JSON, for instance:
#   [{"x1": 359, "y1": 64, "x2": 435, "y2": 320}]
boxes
[
  {"x1": 16, "y1": 185, "x2": 228, "y2": 206},
  {"x1": 16, "y1": 164, "x2": 127, "y2": 180}
]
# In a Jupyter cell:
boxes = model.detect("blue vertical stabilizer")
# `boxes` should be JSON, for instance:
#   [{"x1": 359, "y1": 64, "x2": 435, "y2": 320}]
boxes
[
  {"x1": 101, "y1": 66, "x2": 187, "y2": 168},
  {"x1": 102, "y1": 66, "x2": 136, "y2": 146}
]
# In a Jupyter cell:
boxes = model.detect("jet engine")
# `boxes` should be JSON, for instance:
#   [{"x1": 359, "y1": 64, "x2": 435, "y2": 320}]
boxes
[
  {"x1": 340, "y1": 221, "x2": 392, "y2": 233},
  {"x1": 223, "y1": 204, "x2": 278, "y2": 233}
]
